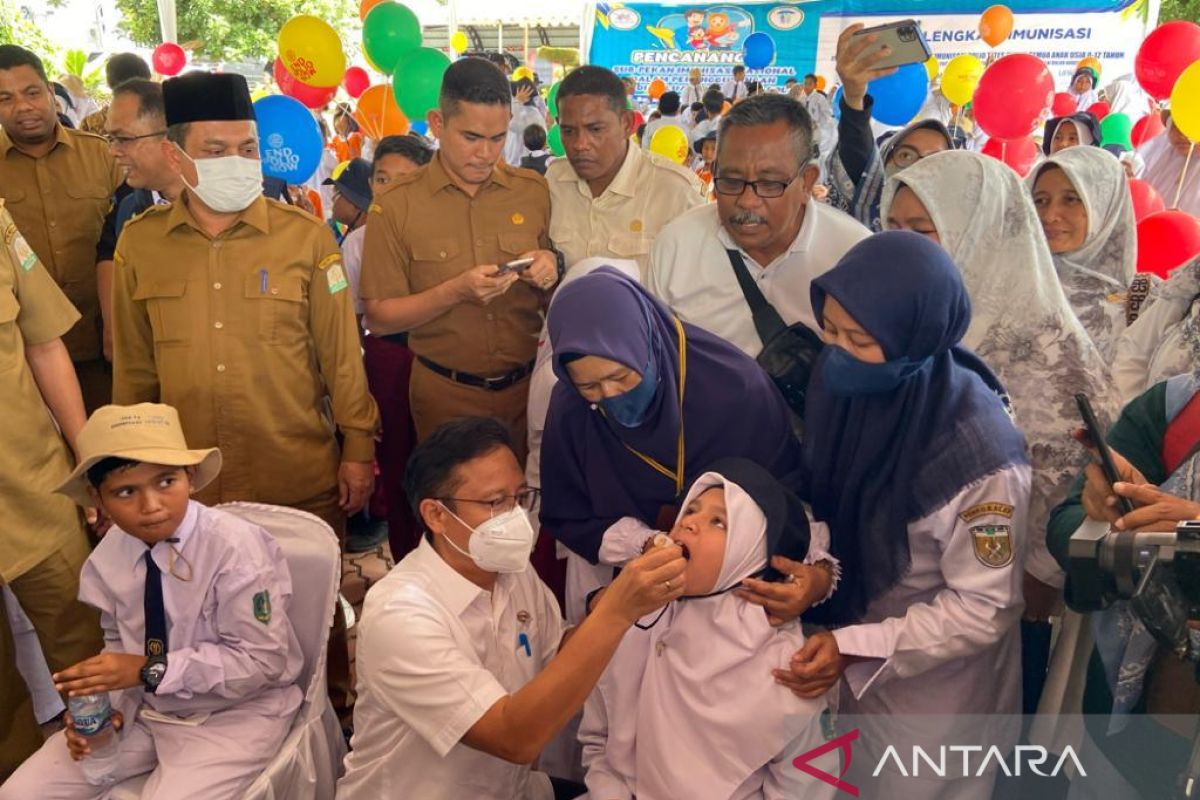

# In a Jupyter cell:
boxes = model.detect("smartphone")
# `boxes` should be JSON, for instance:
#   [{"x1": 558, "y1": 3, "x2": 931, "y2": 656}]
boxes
[
  {"x1": 494, "y1": 257, "x2": 534, "y2": 276},
  {"x1": 850, "y1": 19, "x2": 932, "y2": 71},
  {"x1": 1075, "y1": 393, "x2": 1136, "y2": 515}
]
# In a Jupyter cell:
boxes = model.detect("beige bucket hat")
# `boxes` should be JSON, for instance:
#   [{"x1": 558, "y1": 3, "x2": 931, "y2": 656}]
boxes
[{"x1": 56, "y1": 404, "x2": 222, "y2": 506}]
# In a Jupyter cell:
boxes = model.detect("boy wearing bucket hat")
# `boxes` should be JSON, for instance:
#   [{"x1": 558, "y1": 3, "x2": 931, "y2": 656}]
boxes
[{"x1": 0, "y1": 403, "x2": 303, "y2": 800}]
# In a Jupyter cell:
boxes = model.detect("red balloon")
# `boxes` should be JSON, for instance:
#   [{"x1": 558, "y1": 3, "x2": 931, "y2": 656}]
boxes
[
  {"x1": 632, "y1": 111, "x2": 645, "y2": 130},
  {"x1": 1136, "y1": 210, "x2": 1200, "y2": 278},
  {"x1": 1132, "y1": 113, "x2": 1166, "y2": 147},
  {"x1": 1135, "y1": 21, "x2": 1200, "y2": 101},
  {"x1": 981, "y1": 135, "x2": 1040, "y2": 177},
  {"x1": 1051, "y1": 92, "x2": 1077, "y2": 117},
  {"x1": 274, "y1": 58, "x2": 336, "y2": 109},
  {"x1": 1129, "y1": 179, "x2": 1166, "y2": 223},
  {"x1": 974, "y1": 54, "x2": 1055, "y2": 140},
  {"x1": 1087, "y1": 101, "x2": 1110, "y2": 121},
  {"x1": 343, "y1": 66, "x2": 370, "y2": 99},
  {"x1": 152, "y1": 43, "x2": 186, "y2": 77}
]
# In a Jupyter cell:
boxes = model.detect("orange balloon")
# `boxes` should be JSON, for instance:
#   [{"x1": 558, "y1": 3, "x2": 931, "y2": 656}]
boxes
[
  {"x1": 722, "y1": 101, "x2": 732, "y2": 113},
  {"x1": 648, "y1": 78, "x2": 667, "y2": 100},
  {"x1": 979, "y1": 5, "x2": 1014, "y2": 48},
  {"x1": 815, "y1": 75, "x2": 827, "y2": 92},
  {"x1": 359, "y1": 0, "x2": 390, "y2": 22},
  {"x1": 1077, "y1": 56, "x2": 1102, "y2": 76},
  {"x1": 353, "y1": 84, "x2": 410, "y2": 139}
]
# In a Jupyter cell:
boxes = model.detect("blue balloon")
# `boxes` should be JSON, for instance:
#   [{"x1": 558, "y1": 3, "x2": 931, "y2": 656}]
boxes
[
  {"x1": 742, "y1": 32, "x2": 775, "y2": 70},
  {"x1": 832, "y1": 86, "x2": 843, "y2": 120},
  {"x1": 866, "y1": 62, "x2": 929, "y2": 127},
  {"x1": 253, "y1": 95, "x2": 323, "y2": 184},
  {"x1": 410, "y1": 120, "x2": 428, "y2": 136}
]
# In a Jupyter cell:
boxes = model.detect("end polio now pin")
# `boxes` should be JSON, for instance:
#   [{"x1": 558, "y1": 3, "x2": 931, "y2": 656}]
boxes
[{"x1": 517, "y1": 632, "x2": 532, "y2": 657}]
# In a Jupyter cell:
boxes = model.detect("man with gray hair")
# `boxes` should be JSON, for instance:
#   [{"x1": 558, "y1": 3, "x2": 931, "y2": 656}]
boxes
[{"x1": 646, "y1": 93, "x2": 869, "y2": 357}]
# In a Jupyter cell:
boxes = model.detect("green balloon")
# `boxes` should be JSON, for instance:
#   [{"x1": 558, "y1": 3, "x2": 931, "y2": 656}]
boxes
[
  {"x1": 1100, "y1": 112, "x2": 1134, "y2": 151},
  {"x1": 546, "y1": 81, "x2": 561, "y2": 118},
  {"x1": 363, "y1": 3, "x2": 423, "y2": 75},
  {"x1": 547, "y1": 124, "x2": 564, "y2": 156},
  {"x1": 392, "y1": 47, "x2": 451, "y2": 120}
]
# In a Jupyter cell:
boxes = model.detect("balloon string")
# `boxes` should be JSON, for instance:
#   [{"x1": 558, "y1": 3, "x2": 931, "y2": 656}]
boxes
[
  {"x1": 953, "y1": 106, "x2": 962, "y2": 143},
  {"x1": 1174, "y1": 142, "x2": 1195, "y2": 211},
  {"x1": 1002, "y1": 139, "x2": 1008, "y2": 165}
]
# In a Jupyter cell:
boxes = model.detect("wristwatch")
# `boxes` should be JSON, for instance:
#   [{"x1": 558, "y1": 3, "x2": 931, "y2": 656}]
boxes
[{"x1": 140, "y1": 657, "x2": 167, "y2": 694}]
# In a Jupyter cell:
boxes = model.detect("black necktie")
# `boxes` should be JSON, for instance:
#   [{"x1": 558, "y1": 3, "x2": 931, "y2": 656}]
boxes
[{"x1": 143, "y1": 551, "x2": 167, "y2": 658}]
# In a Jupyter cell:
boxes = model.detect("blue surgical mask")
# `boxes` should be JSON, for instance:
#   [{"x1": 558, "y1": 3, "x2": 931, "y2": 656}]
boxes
[
  {"x1": 598, "y1": 357, "x2": 659, "y2": 427},
  {"x1": 820, "y1": 345, "x2": 930, "y2": 397}
]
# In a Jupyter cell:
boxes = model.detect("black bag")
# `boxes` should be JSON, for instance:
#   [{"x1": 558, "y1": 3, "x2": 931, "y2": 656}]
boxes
[{"x1": 725, "y1": 249, "x2": 824, "y2": 417}]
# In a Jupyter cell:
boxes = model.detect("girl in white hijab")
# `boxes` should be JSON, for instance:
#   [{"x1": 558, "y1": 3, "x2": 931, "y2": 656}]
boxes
[
  {"x1": 1138, "y1": 116, "x2": 1200, "y2": 217},
  {"x1": 880, "y1": 150, "x2": 1120, "y2": 604},
  {"x1": 1112, "y1": 254, "x2": 1200, "y2": 402},
  {"x1": 1029, "y1": 146, "x2": 1138, "y2": 358},
  {"x1": 579, "y1": 460, "x2": 839, "y2": 800}
]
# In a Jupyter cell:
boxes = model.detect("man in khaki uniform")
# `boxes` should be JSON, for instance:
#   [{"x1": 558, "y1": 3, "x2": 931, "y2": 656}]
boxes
[
  {"x1": 0, "y1": 199, "x2": 102, "y2": 780},
  {"x1": 0, "y1": 46, "x2": 124, "y2": 412},
  {"x1": 78, "y1": 52, "x2": 151, "y2": 136},
  {"x1": 362, "y1": 57, "x2": 558, "y2": 460},
  {"x1": 111, "y1": 72, "x2": 378, "y2": 721},
  {"x1": 549, "y1": 65, "x2": 704, "y2": 279}
]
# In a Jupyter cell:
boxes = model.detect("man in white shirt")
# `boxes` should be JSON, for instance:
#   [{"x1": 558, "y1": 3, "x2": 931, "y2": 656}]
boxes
[
  {"x1": 336, "y1": 417, "x2": 686, "y2": 800},
  {"x1": 681, "y1": 67, "x2": 704, "y2": 107},
  {"x1": 641, "y1": 91, "x2": 689, "y2": 151},
  {"x1": 722, "y1": 65, "x2": 748, "y2": 104},
  {"x1": 648, "y1": 93, "x2": 870, "y2": 357},
  {"x1": 688, "y1": 87, "x2": 726, "y2": 145}
]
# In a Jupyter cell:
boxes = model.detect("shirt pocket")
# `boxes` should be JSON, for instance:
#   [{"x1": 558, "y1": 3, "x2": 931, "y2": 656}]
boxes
[
  {"x1": 132, "y1": 280, "x2": 190, "y2": 345},
  {"x1": 0, "y1": 290, "x2": 19, "y2": 373},
  {"x1": 608, "y1": 232, "x2": 653, "y2": 259},
  {"x1": 410, "y1": 238, "x2": 462, "y2": 289},
  {"x1": 243, "y1": 270, "x2": 305, "y2": 345},
  {"x1": 497, "y1": 232, "x2": 540, "y2": 259}
]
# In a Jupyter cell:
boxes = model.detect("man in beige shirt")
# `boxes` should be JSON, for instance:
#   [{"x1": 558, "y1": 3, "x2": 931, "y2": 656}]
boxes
[{"x1": 548, "y1": 66, "x2": 704, "y2": 279}]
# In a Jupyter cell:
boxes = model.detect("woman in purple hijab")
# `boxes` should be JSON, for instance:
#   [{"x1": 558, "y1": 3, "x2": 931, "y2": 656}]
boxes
[{"x1": 540, "y1": 267, "x2": 809, "y2": 623}]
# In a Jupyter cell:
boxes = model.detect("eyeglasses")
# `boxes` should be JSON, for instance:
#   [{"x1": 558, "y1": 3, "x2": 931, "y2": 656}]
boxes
[
  {"x1": 103, "y1": 131, "x2": 167, "y2": 148},
  {"x1": 889, "y1": 144, "x2": 940, "y2": 169},
  {"x1": 439, "y1": 488, "x2": 540, "y2": 517},
  {"x1": 713, "y1": 173, "x2": 799, "y2": 199}
]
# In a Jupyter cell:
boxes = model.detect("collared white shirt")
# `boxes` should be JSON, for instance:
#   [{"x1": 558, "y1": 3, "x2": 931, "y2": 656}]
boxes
[
  {"x1": 722, "y1": 80, "x2": 747, "y2": 103},
  {"x1": 681, "y1": 83, "x2": 704, "y2": 107},
  {"x1": 79, "y1": 501, "x2": 303, "y2": 719},
  {"x1": 689, "y1": 114, "x2": 721, "y2": 144},
  {"x1": 646, "y1": 201, "x2": 870, "y2": 357},
  {"x1": 337, "y1": 538, "x2": 564, "y2": 800},
  {"x1": 548, "y1": 143, "x2": 704, "y2": 279}
]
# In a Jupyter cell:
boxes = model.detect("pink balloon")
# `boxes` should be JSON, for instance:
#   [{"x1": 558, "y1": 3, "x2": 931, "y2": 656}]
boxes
[
  {"x1": 974, "y1": 54, "x2": 1055, "y2": 140},
  {"x1": 1136, "y1": 210, "x2": 1200, "y2": 278},
  {"x1": 1129, "y1": 179, "x2": 1165, "y2": 223},
  {"x1": 343, "y1": 66, "x2": 370, "y2": 99},
  {"x1": 152, "y1": 43, "x2": 186, "y2": 77},
  {"x1": 274, "y1": 58, "x2": 336, "y2": 110},
  {"x1": 1135, "y1": 21, "x2": 1200, "y2": 101},
  {"x1": 981, "y1": 135, "x2": 1040, "y2": 177},
  {"x1": 1051, "y1": 92, "x2": 1076, "y2": 117},
  {"x1": 1087, "y1": 101, "x2": 1110, "y2": 121}
]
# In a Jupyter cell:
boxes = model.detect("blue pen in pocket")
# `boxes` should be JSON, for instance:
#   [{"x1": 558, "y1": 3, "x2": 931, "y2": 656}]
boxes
[
  {"x1": 517, "y1": 632, "x2": 531, "y2": 657},
  {"x1": 259, "y1": 268, "x2": 268, "y2": 294}
]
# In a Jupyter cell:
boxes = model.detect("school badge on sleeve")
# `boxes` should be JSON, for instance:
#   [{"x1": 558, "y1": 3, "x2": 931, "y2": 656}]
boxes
[
  {"x1": 253, "y1": 590, "x2": 272, "y2": 624},
  {"x1": 971, "y1": 525, "x2": 1013, "y2": 568}
]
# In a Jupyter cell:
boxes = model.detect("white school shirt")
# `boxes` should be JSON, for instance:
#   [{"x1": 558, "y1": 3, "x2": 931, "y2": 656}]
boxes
[
  {"x1": 78, "y1": 501, "x2": 304, "y2": 720},
  {"x1": 336, "y1": 538, "x2": 564, "y2": 800},
  {"x1": 681, "y1": 83, "x2": 704, "y2": 107},
  {"x1": 722, "y1": 80, "x2": 748, "y2": 103},
  {"x1": 646, "y1": 201, "x2": 870, "y2": 357},
  {"x1": 341, "y1": 225, "x2": 366, "y2": 317}
]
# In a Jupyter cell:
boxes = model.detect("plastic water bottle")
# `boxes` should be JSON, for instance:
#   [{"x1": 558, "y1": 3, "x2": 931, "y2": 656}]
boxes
[{"x1": 68, "y1": 693, "x2": 119, "y2": 785}]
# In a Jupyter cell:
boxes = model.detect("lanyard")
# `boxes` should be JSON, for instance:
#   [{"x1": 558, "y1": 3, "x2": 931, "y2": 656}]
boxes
[{"x1": 621, "y1": 316, "x2": 687, "y2": 497}]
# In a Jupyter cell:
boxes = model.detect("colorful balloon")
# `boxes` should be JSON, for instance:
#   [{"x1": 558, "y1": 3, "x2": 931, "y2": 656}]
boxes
[
  {"x1": 1076, "y1": 56, "x2": 1103, "y2": 77},
  {"x1": 362, "y1": 2, "x2": 423, "y2": 75},
  {"x1": 359, "y1": 0, "x2": 390, "y2": 22},
  {"x1": 648, "y1": 125, "x2": 689, "y2": 164},
  {"x1": 981, "y1": 136, "x2": 1039, "y2": 177},
  {"x1": 343, "y1": 66, "x2": 370, "y2": 99},
  {"x1": 1100, "y1": 112, "x2": 1133, "y2": 150},
  {"x1": 1087, "y1": 101, "x2": 1111, "y2": 121},
  {"x1": 513, "y1": 66, "x2": 535, "y2": 82},
  {"x1": 647, "y1": 78, "x2": 667, "y2": 100},
  {"x1": 152, "y1": 43, "x2": 186, "y2": 76},
  {"x1": 1136, "y1": 210, "x2": 1200, "y2": 278},
  {"x1": 973, "y1": 53, "x2": 1054, "y2": 140},
  {"x1": 254, "y1": 95, "x2": 324, "y2": 184},
  {"x1": 547, "y1": 124, "x2": 564, "y2": 157},
  {"x1": 1132, "y1": 113, "x2": 1166, "y2": 147},
  {"x1": 941, "y1": 54, "x2": 984, "y2": 107},
  {"x1": 278, "y1": 15, "x2": 346, "y2": 88},
  {"x1": 815, "y1": 75, "x2": 827, "y2": 92},
  {"x1": 924, "y1": 56, "x2": 939, "y2": 82},
  {"x1": 274, "y1": 58, "x2": 336, "y2": 109},
  {"x1": 868, "y1": 62, "x2": 928, "y2": 126},
  {"x1": 1051, "y1": 92, "x2": 1077, "y2": 117},
  {"x1": 1135, "y1": 21, "x2": 1200, "y2": 101},
  {"x1": 1129, "y1": 179, "x2": 1166, "y2": 222},
  {"x1": 979, "y1": 5, "x2": 1014, "y2": 48},
  {"x1": 392, "y1": 46, "x2": 451, "y2": 120},
  {"x1": 450, "y1": 31, "x2": 469, "y2": 54},
  {"x1": 547, "y1": 81, "x2": 562, "y2": 118},
  {"x1": 1169, "y1": 60, "x2": 1200, "y2": 143},
  {"x1": 352, "y1": 84, "x2": 410, "y2": 138},
  {"x1": 742, "y1": 32, "x2": 775, "y2": 70}
]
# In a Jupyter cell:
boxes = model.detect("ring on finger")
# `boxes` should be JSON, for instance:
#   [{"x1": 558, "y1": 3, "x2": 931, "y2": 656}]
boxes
[{"x1": 663, "y1": 579, "x2": 672, "y2": 591}]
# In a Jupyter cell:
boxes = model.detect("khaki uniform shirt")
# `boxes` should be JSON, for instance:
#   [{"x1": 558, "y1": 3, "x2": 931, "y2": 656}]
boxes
[
  {"x1": 0, "y1": 124, "x2": 122, "y2": 362},
  {"x1": 360, "y1": 154, "x2": 551, "y2": 376},
  {"x1": 0, "y1": 200, "x2": 87, "y2": 582},
  {"x1": 80, "y1": 107, "x2": 108, "y2": 135},
  {"x1": 547, "y1": 144, "x2": 704, "y2": 280},
  {"x1": 111, "y1": 196, "x2": 379, "y2": 507}
]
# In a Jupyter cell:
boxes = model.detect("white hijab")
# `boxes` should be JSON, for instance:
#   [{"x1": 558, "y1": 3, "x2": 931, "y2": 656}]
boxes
[
  {"x1": 1139, "y1": 121, "x2": 1200, "y2": 217},
  {"x1": 1031, "y1": 146, "x2": 1137, "y2": 357},
  {"x1": 1102, "y1": 75, "x2": 1151, "y2": 119},
  {"x1": 881, "y1": 150, "x2": 1120, "y2": 582}
]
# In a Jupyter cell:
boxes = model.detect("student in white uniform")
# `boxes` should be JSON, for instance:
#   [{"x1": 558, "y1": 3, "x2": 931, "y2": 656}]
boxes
[
  {"x1": 779, "y1": 232, "x2": 1031, "y2": 799},
  {"x1": 0, "y1": 403, "x2": 303, "y2": 800},
  {"x1": 722, "y1": 65, "x2": 748, "y2": 104}
]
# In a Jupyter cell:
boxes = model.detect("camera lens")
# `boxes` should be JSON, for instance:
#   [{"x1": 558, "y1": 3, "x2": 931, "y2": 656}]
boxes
[{"x1": 899, "y1": 26, "x2": 916, "y2": 42}]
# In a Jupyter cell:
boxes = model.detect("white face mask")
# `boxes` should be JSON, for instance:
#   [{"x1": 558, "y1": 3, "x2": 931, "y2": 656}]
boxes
[
  {"x1": 438, "y1": 504, "x2": 535, "y2": 574},
  {"x1": 178, "y1": 147, "x2": 263, "y2": 213}
]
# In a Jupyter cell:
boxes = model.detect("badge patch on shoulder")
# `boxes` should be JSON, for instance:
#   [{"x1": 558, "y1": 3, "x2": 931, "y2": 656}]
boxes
[
  {"x1": 253, "y1": 590, "x2": 272, "y2": 624},
  {"x1": 971, "y1": 525, "x2": 1013, "y2": 568},
  {"x1": 959, "y1": 502, "x2": 1014, "y2": 523},
  {"x1": 11, "y1": 233, "x2": 37, "y2": 272},
  {"x1": 326, "y1": 262, "x2": 348, "y2": 294}
]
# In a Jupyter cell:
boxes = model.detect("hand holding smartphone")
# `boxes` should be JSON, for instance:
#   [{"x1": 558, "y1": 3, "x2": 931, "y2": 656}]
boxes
[
  {"x1": 493, "y1": 257, "x2": 534, "y2": 276},
  {"x1": 1075, "y1": 393, "x2": 1136, "y2": 516},
  {"x1": 848, "y1": 19, "x2": 932, "y2": 70}
]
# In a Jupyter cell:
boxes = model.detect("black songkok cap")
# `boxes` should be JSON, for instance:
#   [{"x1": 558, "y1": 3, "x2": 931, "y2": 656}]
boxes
[{"x1": 163, "y1": 72, "x2": 254, "y2": 126}]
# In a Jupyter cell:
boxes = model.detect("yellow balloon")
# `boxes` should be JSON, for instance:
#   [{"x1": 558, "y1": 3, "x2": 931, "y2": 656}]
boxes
[
  {"x1": 924, "y1": 55, "x2": 939, "y2": 82},
  {"x1": 250, "y1": 88, "x2": 271, "y2": 102},
  {"x1": 450, "y1": 31, "x2": 469, "y2": 53},
  {"x1": 277, "y1": 15, "x2": 346, "y2": 88},
  {"x1": 649, "y1": 124, "x2": 689, "y2": 165},
  {"x1": 513, "y1": 66, "x2": 534, "y2": 82},
  {"x1": 941, "y1": 54, "x2": 985, "y2": 107},
  {"x1": 1170, "y1": 61, "x2": 1200, "y2": 143}
]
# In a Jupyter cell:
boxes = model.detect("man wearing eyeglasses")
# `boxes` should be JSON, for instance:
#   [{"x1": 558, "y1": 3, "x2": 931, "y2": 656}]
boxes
[
  {"x1": 0, "y1": 45, "x2": 124, "y2": 411},
  {"x1": 646, "y1": 93, "x2": 869, "y2": 359}
]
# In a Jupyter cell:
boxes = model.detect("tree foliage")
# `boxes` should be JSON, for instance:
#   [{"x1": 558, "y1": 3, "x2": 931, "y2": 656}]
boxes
[
  {"x1": 0, "y1": 0, "x2": 61, "y2": 68},
  {"x1": 1160, "y1": 0, "x2": 1200, "y2": 22},
  {"x1": 113, "y1": 0, "x2": 357, "y2": 63}
]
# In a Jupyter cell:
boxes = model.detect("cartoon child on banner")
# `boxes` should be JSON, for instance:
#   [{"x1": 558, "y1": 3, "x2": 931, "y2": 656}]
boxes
[
  {"x1": 686, "y1": 9, "x2": 708, "y2": 49},
  {"x1": 706, "y1": 12, "x2": 740, "y2": 48}
]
